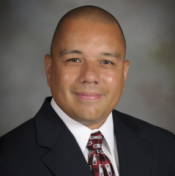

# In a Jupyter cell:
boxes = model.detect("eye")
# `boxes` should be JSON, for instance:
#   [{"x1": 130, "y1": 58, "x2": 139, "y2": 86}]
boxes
[
  {"x1": 101, "y1": 60, "x2": 113, "y2": 65},
  {"x1": 67, "y1": 58, "x2": 80, "y2": 62}
]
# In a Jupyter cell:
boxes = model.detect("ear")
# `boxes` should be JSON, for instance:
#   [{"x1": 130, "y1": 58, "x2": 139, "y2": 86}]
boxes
[
  {"x1": 44, "y1": 54, "x2": 52, "y2": 87},
  {"x1": 123, "y1": 60, "x2": 130, "y2": 91},
  {"x1": 124, "y1": 60, "x2": 130, "y2": 80}
]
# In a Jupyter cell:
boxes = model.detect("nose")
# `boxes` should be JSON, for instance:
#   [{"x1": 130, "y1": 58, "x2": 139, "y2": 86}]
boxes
[{"x1": 79, "y1": 62, "x2": 100, "y2": 85}]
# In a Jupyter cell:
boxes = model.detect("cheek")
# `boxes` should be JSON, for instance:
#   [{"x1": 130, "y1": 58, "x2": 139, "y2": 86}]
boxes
[
  {"x1": 102, "y1": 74, "x2": 113, "y2": 83},
  {"x1": 101, "y1": 69, "x2": 124, "y2": 98},
  {"x1": 51, "y1": 65, "x2": 78, "y2": 89},
  {"x1": 101, "y1": 70, "x2": 120, "y2": 88}
]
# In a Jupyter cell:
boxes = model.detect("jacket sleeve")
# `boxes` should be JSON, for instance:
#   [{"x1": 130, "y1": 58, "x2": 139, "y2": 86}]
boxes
[
  {"x1": 169, "y1": 158, "x2": 175, "y2": 176},
  {"x1": 169, "y1": 134, "x2": 175, "y2": 176},
  {"x1": 0, "y1": 166, "x2": 10, "y2": 176}
]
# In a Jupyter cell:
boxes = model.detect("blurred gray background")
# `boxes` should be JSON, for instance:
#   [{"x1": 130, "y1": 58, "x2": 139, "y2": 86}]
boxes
[{"x1": 0, "y1": 0, "x2": 175, "y2": 136}]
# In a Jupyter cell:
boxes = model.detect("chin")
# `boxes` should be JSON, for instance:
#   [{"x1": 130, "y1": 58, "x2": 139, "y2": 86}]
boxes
[{"x1": 76, "y1": 111, "x2": 101, "y2": 122}]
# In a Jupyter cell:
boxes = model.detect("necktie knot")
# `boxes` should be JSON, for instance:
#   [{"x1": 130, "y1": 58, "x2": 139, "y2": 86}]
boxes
[{"x1": 87, "y1": 131, "x2": 103, "y2": 150}]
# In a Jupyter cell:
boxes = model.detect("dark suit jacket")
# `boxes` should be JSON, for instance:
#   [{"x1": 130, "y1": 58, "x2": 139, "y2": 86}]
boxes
[{"x1": 0, "y1": 97, "x2": 175, "y2": 176}]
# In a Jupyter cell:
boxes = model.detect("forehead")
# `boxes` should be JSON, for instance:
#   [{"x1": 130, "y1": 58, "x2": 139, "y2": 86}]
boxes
[{"x1": 53, "y1": 19, "x2": 125, "y2": 56}]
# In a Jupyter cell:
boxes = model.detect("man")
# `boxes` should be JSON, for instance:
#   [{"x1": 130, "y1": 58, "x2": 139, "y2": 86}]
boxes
[{"x1": 0, "y1": 5, "x2": 174, "y2": 176}]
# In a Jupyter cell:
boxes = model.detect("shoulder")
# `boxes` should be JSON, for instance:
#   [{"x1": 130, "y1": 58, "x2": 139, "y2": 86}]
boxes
[
  {"x1": 0, "y1": 117, "x2": 49, "y2": 174},
  {"x1": 113, "y1": 109, "x2": 175, "y2": 143},
  {"x1": 0, "y1": 118, "x2": 36, "y2": 156}
]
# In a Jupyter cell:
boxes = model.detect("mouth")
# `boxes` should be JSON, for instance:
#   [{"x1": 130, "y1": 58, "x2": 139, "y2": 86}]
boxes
[{"x1": 73, "y1": 92, "x2": 103, "y2": 100}]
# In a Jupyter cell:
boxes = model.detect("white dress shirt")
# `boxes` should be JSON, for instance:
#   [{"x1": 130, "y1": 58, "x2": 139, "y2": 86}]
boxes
[{"x1": 51, "y1": 98, "x2": 119, "y2": 176}]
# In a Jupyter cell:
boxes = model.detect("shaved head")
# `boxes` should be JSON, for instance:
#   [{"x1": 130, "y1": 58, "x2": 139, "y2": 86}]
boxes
[{"x1": 50, "y1": 5, "x2": 126, "y2": 56}]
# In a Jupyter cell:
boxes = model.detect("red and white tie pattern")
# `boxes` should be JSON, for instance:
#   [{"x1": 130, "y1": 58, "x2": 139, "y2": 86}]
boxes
[{"x1": 87, "y1": 131, "x2": 115, "y2": 176}]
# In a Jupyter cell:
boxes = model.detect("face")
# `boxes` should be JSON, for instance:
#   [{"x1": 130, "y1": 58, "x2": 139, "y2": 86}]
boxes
[{"x1": 45, "y1": 19, "x2": 130, "y2": 129}]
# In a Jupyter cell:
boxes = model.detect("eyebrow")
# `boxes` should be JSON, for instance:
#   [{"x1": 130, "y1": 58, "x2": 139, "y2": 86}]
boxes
[
  {"x1": 100, "y1": 52, "x2": 121, "y2": 59},
  {"x1": 59, "y1": 49, "x2": 83, "y2": 57},
  {"x1": 59, "y1": 49, "x2": 121, "y2": 59}
]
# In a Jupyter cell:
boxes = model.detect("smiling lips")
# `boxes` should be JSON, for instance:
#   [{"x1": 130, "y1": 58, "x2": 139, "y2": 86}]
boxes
[{"x1": 74, "y1": 92, "x2": 103, "y2": 100}]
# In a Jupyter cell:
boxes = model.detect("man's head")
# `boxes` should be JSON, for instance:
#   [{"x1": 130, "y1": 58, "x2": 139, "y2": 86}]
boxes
[{"x1": 45, "y1": 5, "x2": 130, "y2": 129}]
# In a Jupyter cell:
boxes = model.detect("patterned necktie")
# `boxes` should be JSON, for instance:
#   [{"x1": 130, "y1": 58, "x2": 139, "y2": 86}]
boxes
[{"x1": 87, "y1": 131, "x2": 115, "y2": 176}]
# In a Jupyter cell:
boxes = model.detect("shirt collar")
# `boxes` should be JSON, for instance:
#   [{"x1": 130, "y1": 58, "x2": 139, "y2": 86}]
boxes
[{"x1": 51, "y1": 98, "x2": 114, "y2": 155}]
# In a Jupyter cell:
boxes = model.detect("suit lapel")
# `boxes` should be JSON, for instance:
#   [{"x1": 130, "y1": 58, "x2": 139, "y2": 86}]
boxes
[
  {"x1": 41, "y1": 125, "x2": 92, "y2": 176},
  {"x1": 35, "y1": 97, "x2": 92, "y2": 176},
  {"x1": 112, "y1": 110, "x2": 151, "y2": 176}
]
